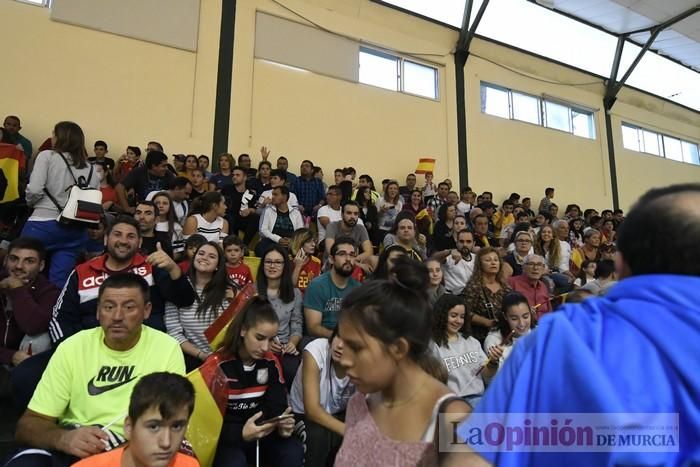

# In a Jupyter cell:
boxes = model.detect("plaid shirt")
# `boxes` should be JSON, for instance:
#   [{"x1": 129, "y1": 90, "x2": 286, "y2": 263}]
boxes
[
  {"x1": 292, "y1": 176, "x2": 326, "y2": 213},
  {"x1": 427, "y1": 196, "x2": 446, "y2": 220}
]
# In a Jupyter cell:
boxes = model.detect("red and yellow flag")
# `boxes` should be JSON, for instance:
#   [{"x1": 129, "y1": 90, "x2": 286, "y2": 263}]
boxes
[
  {"x1": 204, "y1": 282, "x2": 256, "y2": 352},
  {"x1": 415, "y1": 157, "x2": 435, "y2": 174},
  {"x1": 186, "y1": 354, "x2": 228, "y2": 467},
  {"x1": 0, "y1": 143, "x2": 25, "y2": 204}
]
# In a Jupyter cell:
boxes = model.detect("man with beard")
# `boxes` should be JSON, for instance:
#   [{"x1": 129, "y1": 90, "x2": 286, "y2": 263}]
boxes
[
  {"x1": 222, "y1": 166, "x2": 259, "y2": 246},
  {"x1": 433, "y1": 229, "x2": 476, "y2": 294},
  {"x1": 0, "y1": 238, "x2": 59, "y2": 392},
  {"x1": 323, "y1": 201, "x2": 373, "y2": 263},
  {"x1": 9, "y1": 216, "x2": 196, "y2": 410},
  {"x1": 49, "y1": 216, "x2": 195, "y2": 344},
  {"x1": 134, "y1": 201, "x2": 172, "y2": 257},
  {"x1": 303, "y1": 237, "x2": 360, "y2": 338}
]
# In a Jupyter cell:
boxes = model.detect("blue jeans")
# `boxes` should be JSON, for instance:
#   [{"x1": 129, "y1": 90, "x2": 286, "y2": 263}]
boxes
[{"x1": 21, "y1": 220, "x2": 87, "y2": 288}]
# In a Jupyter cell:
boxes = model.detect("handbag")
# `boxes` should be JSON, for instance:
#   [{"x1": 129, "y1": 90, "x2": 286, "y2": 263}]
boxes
[{"x1": 43, "y1": 151, "x2": 102, "y2": 226}]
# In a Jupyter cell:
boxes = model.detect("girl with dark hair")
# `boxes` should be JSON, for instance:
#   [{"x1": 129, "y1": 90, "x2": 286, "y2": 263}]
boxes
[
  {"x1": 114, "y1": 146, "x2": 142, "y2": 182},
  {"x1": 425, "y1": 258, "x2": 446, "y2": 306},
  {"x1": 568, "y1": 217, "x2": 585, "y2": 248},
  {"x1": 183, "y1": 191, "x2": 229, "y2": 243},
  {"x1": 249, "y1": 160, "x2": 272, "y2": 195},
  {"x1": 338, "y1": 180, "x2": 353, "y2": 205},
  {"x1": 94, "y1": 160, "x2": 118, "y2": 212},
  {"x1": 483, "y1": 291, "x2": 536, "y2": 369},
  {"x1": 463, "y1": 247, "x2": 511, "y2": 344},
  {"x1": 212, "y1": 297, "x2": 304, "y2": 467},
  {"x1": 433, "y1": 203, "x2": 458, "y2": 252},
  {"x1": 376, "y1": 180, "x2": 403, "y2": 237},
  {"x1": 290, "y1": 326, "x2": 356, "y2": 466},
  {"x1": 372, "y1": 245, "x2": 408, "y2": 280},
  {"x1": 334, "y1": 259, "x2": 469, "y2": 465},
  {"x1": 152, "y1": 191, "x2": 185, "y2": 260},
  {"x1": 183, "y1": 154, "x2": 200, "y2": 182},
  {"x1": 22, "y1": 121, "x2": 99, "y2": 287},
  {"x1": 257, "y1": 245, "x2": 303, "y2": 383},
  {"x1": 573, "y1": 259, "x2": 596, "y2": 287},
  {"x1": 354, "y1": 186, "x2": 379, "y2": 246},
  {"x1": 165, "y1": 241, "x2": 234, "y2": 371},
  {"x1": 290, "y1": 228, "x2": 321, "y2": 294},
  {"x1": 188, "y1": 168, "x2": 209, "y2": 200},
  {"x1": 431, "y1": 294, "x2": 496, "y2": 408}
]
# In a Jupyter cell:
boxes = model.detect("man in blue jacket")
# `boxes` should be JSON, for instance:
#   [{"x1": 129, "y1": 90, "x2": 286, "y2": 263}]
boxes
[{"x1": 445, "y1": 183, "x2": 700, "y2": 466}]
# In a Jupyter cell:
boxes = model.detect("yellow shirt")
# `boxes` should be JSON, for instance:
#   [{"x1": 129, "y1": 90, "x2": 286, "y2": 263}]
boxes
[{"x1": 29, "y1": 326, "x2": 185, "y2": 437}]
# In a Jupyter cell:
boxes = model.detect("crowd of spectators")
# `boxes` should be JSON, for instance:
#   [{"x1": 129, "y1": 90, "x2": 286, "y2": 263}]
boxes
[{"x1": 0, "y1": 116, "x2": 636, "y2": 467}]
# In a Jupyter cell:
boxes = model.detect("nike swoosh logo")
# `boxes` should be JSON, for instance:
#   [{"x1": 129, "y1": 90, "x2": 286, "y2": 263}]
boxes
[{"x1": 87, "y1": 376, "x2": 138, "y2": 396}]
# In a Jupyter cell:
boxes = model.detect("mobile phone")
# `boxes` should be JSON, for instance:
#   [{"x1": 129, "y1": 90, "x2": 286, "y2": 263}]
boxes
[{"x1": 256, "y1": 413, "x2": 294, "y2": 426}]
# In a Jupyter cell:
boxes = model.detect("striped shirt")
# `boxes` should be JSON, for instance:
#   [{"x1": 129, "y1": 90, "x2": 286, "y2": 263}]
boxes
[
  {"x1": 188, "y1": 214, "x2": 225, "y2": 243},
  {"x1": 164, "y1": 287, "x2": 228, "y2": 353}
]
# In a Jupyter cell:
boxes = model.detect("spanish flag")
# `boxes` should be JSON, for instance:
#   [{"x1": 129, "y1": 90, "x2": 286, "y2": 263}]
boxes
[
  {"x1": 204, "y1": 282, "x2": 256, "y2": 352},
  {"x1": 186, "y1": 354, "x2": 228, "y2": 467},
  {"x1": 0, "y1": 143, "x2": 25, "y2": 204},
  {"x1": 415, "y1": 157, "x2": 435, "y2": 174}
]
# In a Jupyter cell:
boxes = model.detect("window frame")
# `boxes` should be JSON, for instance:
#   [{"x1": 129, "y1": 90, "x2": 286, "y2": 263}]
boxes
[
  {"x1": 480, "y1": 81, "x2": 596, "y2": 140},
  {"x1": 358, "y1": 45, "x2": 439, "y2": 101},
  {"x1": 621, "y1": 122, "x2": 700, "y2": 166},
  {"x1": 15, "y1": 0, "x2": 50, "y2": 6}
]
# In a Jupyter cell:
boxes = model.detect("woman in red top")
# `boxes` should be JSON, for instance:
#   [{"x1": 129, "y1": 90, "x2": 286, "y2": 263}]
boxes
[
  {"x1": 94, "y1": 161, "x2": 117, "y2": 213},
  {"x1": 290, "y1": 228, "x2": 321, "y2": 294}
]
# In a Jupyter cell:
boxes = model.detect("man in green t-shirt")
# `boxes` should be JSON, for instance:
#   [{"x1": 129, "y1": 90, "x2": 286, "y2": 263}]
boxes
[
  {"x1": 304, "y1": 237, "x2": 360, "y2": 338},
  {"x1": 9, "y1": 274, "x2": 185, "y2": 467}
]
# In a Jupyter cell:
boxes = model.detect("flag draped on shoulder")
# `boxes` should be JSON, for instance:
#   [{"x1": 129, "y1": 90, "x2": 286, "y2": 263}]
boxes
[
  {"x1": 186, "y1": 353, "x2": 228, "y2": 467},
  {"x1": 204, "y1": 282, "x2": 256, "y2": 352}
]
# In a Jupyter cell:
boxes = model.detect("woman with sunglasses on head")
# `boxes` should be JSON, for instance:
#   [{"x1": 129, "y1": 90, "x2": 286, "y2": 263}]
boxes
[{"x1": 463, "y1": 247, "x2": 511, "y2": 345}]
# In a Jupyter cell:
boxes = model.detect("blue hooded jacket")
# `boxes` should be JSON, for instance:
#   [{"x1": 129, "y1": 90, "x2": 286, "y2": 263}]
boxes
[{"x1": 457, "y1": 275, "x2": 700, "y2": 466}]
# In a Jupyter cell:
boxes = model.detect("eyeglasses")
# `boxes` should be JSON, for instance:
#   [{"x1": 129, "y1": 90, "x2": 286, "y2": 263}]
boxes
[
  {"x1": 264, "y1": 260, "x2": 285, "y2": 266},
  {"x1": 334, "y1": 251, "x2": 357, "y2": 258},
  {"x1": 515, "y1": 239, "x2": 532, "y2": 243},
  {"x1": 525, "y1": 263, "x2": 545, "y2": 268}
]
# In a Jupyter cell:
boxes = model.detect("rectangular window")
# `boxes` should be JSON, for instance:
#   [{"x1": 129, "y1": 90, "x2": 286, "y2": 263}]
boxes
[
  {"x1": 621, "y1": 123, "x2": 700, "y2": 166},
  {"x1": 359, "y1": 48, "x2": 398, "y2": 92},
  {"x1": 621, "y1": 125, "x2": 641, "y2": 152},
  {"x1": 544, "y1": 101, "x2": 572, "y2": 133},
  {"x1": 572, "y1": 109, "x2": 595, "y2": 139},
  {"x1": 16, "y1": 0, "x2": 50, "y2": 5},
  {"x1": 682, "y1": 141, "x2": 700, "y2": 165},
  {"x1": 662, "y1": 135, "x2": 683, "y2": 162},
  {"x1": 512, "y1": 92, "x2": 540, "y2": 124},
  {"x1": 480, "y1": 82, "x2": 595, "y2": 139},
  {"x1": 359, "y1": 47, "x2": 438, "y2": 100},
  {"x1": 481, "y1": 85, "x2": 510, "y2": 119},
  {"x1": 642, "y1": 130, "x2": 661, "y2": 156},
  {"x1": 403, "y1": 60, "x2": 437, "y2": 99}
]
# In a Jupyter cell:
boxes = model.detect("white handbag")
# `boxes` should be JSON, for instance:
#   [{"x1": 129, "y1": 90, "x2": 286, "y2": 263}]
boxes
[{"x1": 43, "y1": 151, "x2": 102, "y2": 226}]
